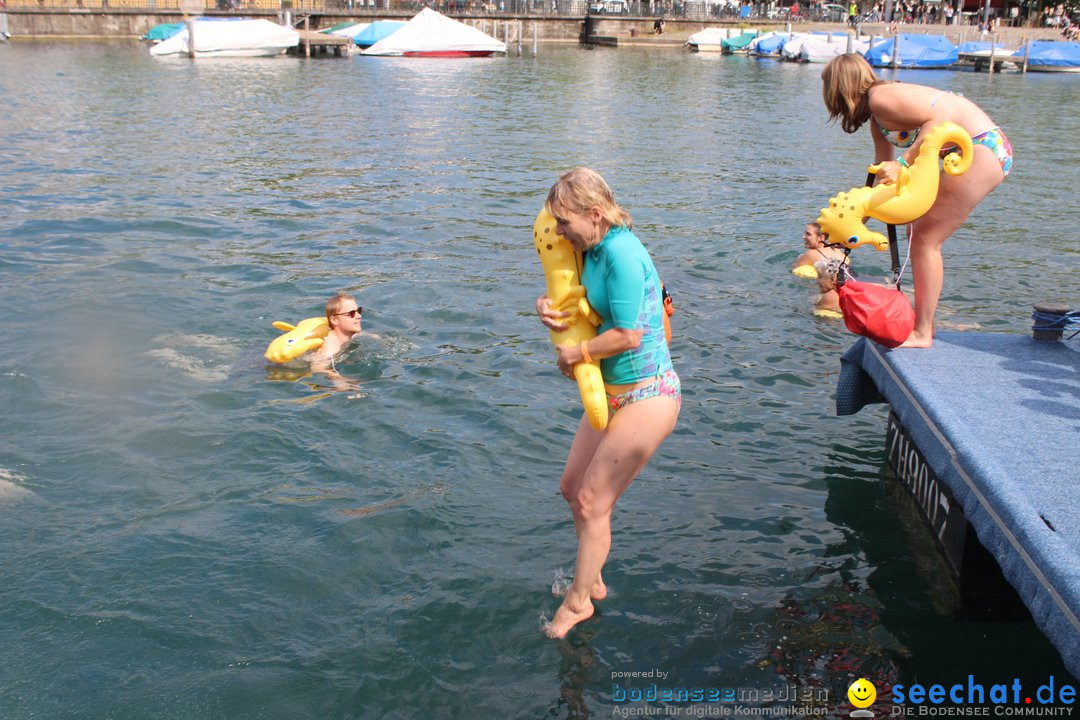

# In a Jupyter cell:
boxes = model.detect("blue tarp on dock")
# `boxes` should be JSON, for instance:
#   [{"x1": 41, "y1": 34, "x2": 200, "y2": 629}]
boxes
[{"x1": 836, "y1": 332, "x2": 1080, "y2": 676}]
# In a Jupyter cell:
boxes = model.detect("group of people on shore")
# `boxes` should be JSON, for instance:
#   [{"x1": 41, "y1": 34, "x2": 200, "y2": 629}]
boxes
[{"x1": 284, "y1": 52, "x2": 1008, "y2": 640}]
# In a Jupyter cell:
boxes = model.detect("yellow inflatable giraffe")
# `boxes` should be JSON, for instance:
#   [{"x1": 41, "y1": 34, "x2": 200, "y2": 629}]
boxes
[
  {"x1": 533, "y1": 208, "x2": 608, "y2": 431},
  {"x1": 817, "y1": 122, "x2": 973, "y2": 252},
  {"x1": 264, "y1": 317, "x2": 329, "y2": 364}
]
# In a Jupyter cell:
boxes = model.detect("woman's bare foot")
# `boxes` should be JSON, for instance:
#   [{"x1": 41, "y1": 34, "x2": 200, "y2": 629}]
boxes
[
  {"x1": 899, "y1": 329, "x2": 934, "y2": 348},
  {"x1": 545, "y1": 597, "x2": 595, "y2": 639},
  {"x1": 552, "y1": 575, "x2": 608, "y2": 601}
]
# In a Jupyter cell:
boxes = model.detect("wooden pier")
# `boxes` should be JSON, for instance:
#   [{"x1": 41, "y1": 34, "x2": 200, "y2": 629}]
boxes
[{"x1": 292, "y1": 28, "x2": 354, "y2": 57}]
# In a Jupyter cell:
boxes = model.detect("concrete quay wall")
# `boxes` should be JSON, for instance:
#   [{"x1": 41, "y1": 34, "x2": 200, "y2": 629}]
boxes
[
  {"x1": 2, "y1": 8, "x2": 588, "y2": 40},
  {"x1": 1, "y1": 8, "x2": 1065, "y2": 46}
]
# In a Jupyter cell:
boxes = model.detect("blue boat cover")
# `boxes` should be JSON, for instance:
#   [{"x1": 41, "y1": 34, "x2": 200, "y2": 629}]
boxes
[
  {"x1": 754, "y1": 34, "x2": 788, "y2": 55},
  {"x1": 837, "y1": 333, "x2": 1080, "y2": 677},
  {"x1": 353, "y1": 20, "x2": 406, "y2": 48},
  {"x1": 1013, "y1": 40, "x2": 1080, "y2": 69},
  {"x1": 141, "y1": 22, "x2": 184, "y2": 42},
  {"x1": 864, "y1": 33, "x2": 958, "y2": 67}
]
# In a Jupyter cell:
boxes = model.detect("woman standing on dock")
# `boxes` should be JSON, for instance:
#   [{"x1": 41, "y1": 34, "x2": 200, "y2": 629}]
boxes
[
  {"x1": 821, "y1": 53, "x2": 1012, "y2": 348},
  {"x1": 535, "y1": 167, "x2": 680, "y2": 639}
]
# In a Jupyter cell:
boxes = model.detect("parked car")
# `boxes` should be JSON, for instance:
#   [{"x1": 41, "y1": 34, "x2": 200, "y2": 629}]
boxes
[
  {"x1": 822, "y1": 3, "x2": 847, "y2": 21},
  {"x1": 589, "y1": 0, "x2": 629, "y2": 13}
]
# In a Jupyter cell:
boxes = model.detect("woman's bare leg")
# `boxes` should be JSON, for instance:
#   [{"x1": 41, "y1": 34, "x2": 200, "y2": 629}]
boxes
[
  {"x1": 558, "y1": 415, "x2": 609, "y2": 600},
  {"x1": 546, "y1": 395, "x2": 679, "y2": 638},
  {"x1": 901, "y1": 146, "x2": 1003, "y2": 348}
]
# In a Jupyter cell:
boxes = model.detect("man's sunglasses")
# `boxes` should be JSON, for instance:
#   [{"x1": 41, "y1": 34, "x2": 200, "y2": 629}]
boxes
[{"x1": 334, "y1": 307, "x2": 363, "y2": 318}]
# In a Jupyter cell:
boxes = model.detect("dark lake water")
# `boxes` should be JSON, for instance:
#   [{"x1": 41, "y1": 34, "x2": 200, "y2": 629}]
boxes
[{"x1": 1, "y1": 39, "x2": 1077, "y2": 719}]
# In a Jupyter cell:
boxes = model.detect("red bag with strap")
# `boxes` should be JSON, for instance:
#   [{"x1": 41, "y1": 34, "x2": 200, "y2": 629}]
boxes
[{"x1": 837, "y1": 278, "x2": 914, "y2": 348}]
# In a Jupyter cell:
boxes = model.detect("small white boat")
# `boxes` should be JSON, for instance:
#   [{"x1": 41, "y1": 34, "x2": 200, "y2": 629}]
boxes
[
  {"x1": 149, "y1": 18, "x2": 299, "y2": 58},
  {"x1": 686, "y1": 27, "x2": 737, "y2": 53},
  {"x1": 793, "y1": 34, "x2": 869, "y2": 63},
  {"x1": 956, "y1": 41, "x2": 1017, "y2": 69},
  {"x1": 361, "y1": 8, "x2": 505, "y2": 57}
]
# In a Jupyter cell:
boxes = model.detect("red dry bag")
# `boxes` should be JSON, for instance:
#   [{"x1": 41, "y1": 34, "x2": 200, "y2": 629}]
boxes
[{"x1": 837, "y1": 278, "x2": 915, "y2": 348}]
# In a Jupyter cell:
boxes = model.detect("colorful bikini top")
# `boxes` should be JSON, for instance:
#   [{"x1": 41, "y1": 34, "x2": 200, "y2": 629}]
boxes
[
  {"x1": 875, "y1": 91, "x2": 959, "y2": 149},
  {"x1": 878, "y1": 123, "x2": 920, "y2": 149}
]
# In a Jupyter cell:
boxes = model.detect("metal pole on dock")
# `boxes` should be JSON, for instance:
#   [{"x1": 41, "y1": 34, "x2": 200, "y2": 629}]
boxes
[
  {"x1": 533, "y1": 21, "x2": 538, "y2": 56},
  {"x1": 847, "y1": 32, "x2": 853, "y2": 52},
  {"x1": 988, "y1": 34, "x2": 996, "y2": 73},
  {"x1": 304, "y1": 16, "x2": 311, "y2": 58},
  {"x1": 186, "y1": 18, "x2": 196, "y2": 59},
  {"x1": 892, "y1": 30, "x2": 900, "y2": 69},
  {"x1": 517, "y1": 20, "x2": 523, "y2": 56},
  {"x1": 1022, "y1": 37, "x2": 1030, "y2": 73}
]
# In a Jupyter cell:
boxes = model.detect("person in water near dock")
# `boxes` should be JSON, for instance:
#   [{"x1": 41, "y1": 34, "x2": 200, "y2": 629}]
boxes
[
  {"x1": 821, "y1": 53, "x2": 1011, "y2": 348},
  {"x1": 793, "y1": 222, "x2": 849, "y2": 277},
  {"x1": 812, "y1": 259, "x2": 844, "y2": 317},
  {"x1": 308, "y1": 291, "x2": 379, "y2": 376},
  {"x1": 535, "y1": 167, "x2": 680, "y2": 639}
]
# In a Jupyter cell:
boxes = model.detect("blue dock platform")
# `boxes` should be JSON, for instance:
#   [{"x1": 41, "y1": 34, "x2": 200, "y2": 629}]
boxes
[{"x1": 836, "y1": 331, "x2": 1080, "y2": 677}]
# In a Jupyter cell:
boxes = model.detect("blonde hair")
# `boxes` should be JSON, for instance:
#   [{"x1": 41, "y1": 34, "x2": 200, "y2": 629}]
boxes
[
  {"x1": 821, "y1": 54, "x2": 882, "y2": 134},
  {"x1": 545, "y1": 167, "x2": 632, "y2": 230},
  {"x1": 814, "y1": 259, "x2": 846, "y2": 285},
  {"x1": 325, "y1": 291, "x2": 356, "y2": 322}
]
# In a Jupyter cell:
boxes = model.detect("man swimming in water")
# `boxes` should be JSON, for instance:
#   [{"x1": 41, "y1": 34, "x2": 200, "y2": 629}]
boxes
[{"x1": 308, "y1": 291, "x2": 379, "y2": 376}]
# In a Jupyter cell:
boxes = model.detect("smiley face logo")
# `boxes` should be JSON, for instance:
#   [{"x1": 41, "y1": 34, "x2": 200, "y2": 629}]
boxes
[{"x1": 848, "y1": 678, "x2": 877, "y2": 708}]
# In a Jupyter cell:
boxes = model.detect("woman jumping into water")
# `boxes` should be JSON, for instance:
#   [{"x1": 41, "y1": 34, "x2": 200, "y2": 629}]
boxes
[{"x1": 536, "y1": 167, "x2": 680, "y2": 639}]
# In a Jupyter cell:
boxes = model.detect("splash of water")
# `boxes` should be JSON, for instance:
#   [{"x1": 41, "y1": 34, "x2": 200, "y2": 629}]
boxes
[{"x1": 0, "y1": 469, "x2": 33, "y2": 503}]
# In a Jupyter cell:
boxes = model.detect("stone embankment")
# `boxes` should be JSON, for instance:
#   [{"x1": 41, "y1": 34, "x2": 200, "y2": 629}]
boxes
[
  {"x1": 613, "y1": 18, "x2": 1068, "y2": 48},
  {"x1": 0, "y1": 7, "x2": 1068, "y2": 46}
]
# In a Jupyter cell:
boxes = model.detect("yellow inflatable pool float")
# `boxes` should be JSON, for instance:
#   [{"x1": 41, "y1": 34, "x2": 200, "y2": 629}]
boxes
[
  {"x1": 817, "y1": 122, "x2": 973, "y2": 252},
  {"x1": 264, "y1": 316, "x2": 329, "y2": 364},
  {"x1": 533, "y1": 208, "x2": 608, "y2": 431},
  {"x1": 792, "y1": 264, "x2": 819, "y2": 279}
]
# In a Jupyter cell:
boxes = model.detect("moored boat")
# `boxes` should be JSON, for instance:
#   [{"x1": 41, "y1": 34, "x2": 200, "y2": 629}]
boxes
[
  {"x1": 864, "y1": 33, "x2": 958, "y2": 68},
  {"x1": 747, "y1": 31, "x2": 785, "y2": 56},
  {"x1": 686, "y1": 27, "x2": 736, "y2": 53},
  {"x1": 149, "y1": 18, "x2": 299, "y2": 58},
  {"x1": 141, "y1": 22, "x2": 185, "y2": 44},
  {"x1": 720, "y1": 30, "x2": 759, "y2": 54},
  {"x1": 955, "y1": 41, "x2": 1017, "y2": 69},
  {"x1": 360, "y1": 8, "x2": 505, "y2": 57},
  {"x1": 794, "y1": 33, "x2": 870, "y2": 62},
  {"x1": 353, "y1": 20, "x2": 406, "y2": 49},
  {"x1": 1014, "y1": 40, "x2": 1080, "y2": 72}
]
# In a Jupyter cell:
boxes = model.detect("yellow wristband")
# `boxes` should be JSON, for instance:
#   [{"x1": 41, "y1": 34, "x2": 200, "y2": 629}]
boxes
[
  {"x1": 896, "y1": 156, "x2": 909, "y2": 168},
  {"x1": 580, "y1": 340, "x2": 593, "y2": 364}
]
